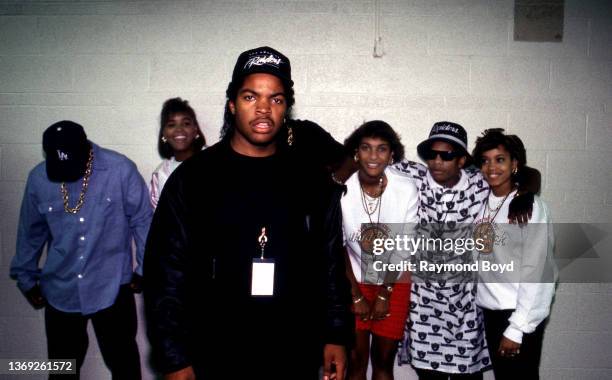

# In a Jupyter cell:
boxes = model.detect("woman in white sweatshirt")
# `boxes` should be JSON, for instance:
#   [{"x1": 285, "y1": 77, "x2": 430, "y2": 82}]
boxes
[
  {"x1": 341, "y1": 120, "x2": 418, "y2": 380},
  {"x1": 472, "y1": 129, "x2": 556, "y2": 380},
  {"x1": 150, "y1": 97, "x2": 206, "y2": 209}
]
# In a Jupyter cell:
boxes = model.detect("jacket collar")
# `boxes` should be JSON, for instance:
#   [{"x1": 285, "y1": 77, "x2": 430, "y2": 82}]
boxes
[
  {"x1": 426, "y1": 168, "x2": 467, "y2": 191},
  {"x1": 90, "y1": 143, "x2": 109, "y2": 171}
]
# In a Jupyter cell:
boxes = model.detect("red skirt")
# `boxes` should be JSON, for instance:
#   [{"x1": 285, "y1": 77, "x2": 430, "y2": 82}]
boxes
[{"x1": 355, "y1": 282, "x2": 410, "y2": 340}]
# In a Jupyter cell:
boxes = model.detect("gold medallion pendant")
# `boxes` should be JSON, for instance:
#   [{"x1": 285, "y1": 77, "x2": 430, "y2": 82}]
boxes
[
  {"x1": 359, "y1": 224, "x2": 389, "y2": 255},
  {"x1": 474, "y1": 189, "x2": 513, "y2": 254},
  {"x1": 473, "y1": 222, "x2": 495, "y2": 254}
]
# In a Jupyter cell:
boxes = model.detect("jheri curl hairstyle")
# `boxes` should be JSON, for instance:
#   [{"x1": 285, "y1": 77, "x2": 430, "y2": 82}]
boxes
[{"x1": 219, "y1": 77, "x2": 295, "y2": 141}]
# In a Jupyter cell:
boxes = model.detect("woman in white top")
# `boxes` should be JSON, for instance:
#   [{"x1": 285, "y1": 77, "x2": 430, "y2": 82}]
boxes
[
  {"x1": 342, "y1": 120, "x2": 418, "y2": 380},
  {"x1": 472, "y1": 129, "x2": 556, "y2": 380},
  {"x1": 150, "y1": 98, "x2": 206, "y2": 208}
]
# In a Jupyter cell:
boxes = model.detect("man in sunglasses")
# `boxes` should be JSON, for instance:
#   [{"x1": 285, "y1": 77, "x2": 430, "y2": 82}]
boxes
[
  {"x1": 420, "y1": 130, "x2": 469, "y2": 184},
  {"x1": 393, "y1": 121, "x2": 539, "y2": 379}
]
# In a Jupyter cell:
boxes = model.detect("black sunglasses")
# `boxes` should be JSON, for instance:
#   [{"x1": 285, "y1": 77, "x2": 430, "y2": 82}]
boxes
[{"x1": 422, "y1": 149, "x2": 462, "y2": 161}]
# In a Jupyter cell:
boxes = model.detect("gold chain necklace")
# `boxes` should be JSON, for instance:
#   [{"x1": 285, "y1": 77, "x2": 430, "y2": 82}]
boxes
[
  {"x1": 61, "y1": 149, "x2": 94, "y2": 214},
  {"x1": 486, "y1": 194, "x2": 507, "y2": 213},
  {"x1": 473, "y1": 189, "x2": 513, "y2": 254},
  {"x1": 361, "y1": 190, "x2": 381, "y2": 218},
  {"x1": 485, "y1": 190, "x2": 513, "y2": 221},
  {"x1": 359, "y1": 176, "x2": 384, "y2": 218},
  {"x1": 359, "y1": 175, "x2": 387, "y2": 256}
]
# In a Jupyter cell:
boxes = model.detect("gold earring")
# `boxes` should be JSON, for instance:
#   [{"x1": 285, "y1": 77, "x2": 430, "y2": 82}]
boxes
[
  {"x1": 512, "y1": 167, "x2": 518, "y2": 175},
  {"x1": 354, "y1": 154, "x2": 359, "y2": 162},
  {"x1": 161, "y1": 136, "x2": 168, "y2": 143},
  {"x1": 195, "y1": 134, "x2": 200, "y2": 140},
  {"x1": 287, "y1": 126, "x2": 294, "y2": 146}
]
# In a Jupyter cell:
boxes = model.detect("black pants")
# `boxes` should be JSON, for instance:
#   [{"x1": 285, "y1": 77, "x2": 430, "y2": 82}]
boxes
[
  {"x1": 45, "y1": 285, "x2": 141, "y2": 380},
  {"x1": 191, "y1": 320, "x2": 322, "y2": 380},
  {"x1": 415, "y1": 368, "x2": 483, "y2": 380},
  {"x1": 481, "y1": 308, "x2": 545, "y2": 380}
]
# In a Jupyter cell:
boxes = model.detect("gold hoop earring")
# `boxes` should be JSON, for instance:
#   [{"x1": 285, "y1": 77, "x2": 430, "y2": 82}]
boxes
[{"x1": 161, "y1": 136, "x2": 168, "y2": 143}]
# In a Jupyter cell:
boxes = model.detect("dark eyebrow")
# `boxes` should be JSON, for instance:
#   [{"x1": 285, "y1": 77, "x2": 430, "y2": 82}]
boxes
[
  {"x1": 238, "y1": 88, "x2": 286, "y2": 97},
  {"x1": 360, "y1": 142, "x2": 390, "y2": 148},
  {"x1": 238, "y1": 88, "x2": 257, "y2": 95}
]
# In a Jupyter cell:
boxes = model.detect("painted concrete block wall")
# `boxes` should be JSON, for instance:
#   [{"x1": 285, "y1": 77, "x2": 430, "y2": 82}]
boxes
[{"x1": 0, "y1": 1, "x2": 610, "y2": 379}]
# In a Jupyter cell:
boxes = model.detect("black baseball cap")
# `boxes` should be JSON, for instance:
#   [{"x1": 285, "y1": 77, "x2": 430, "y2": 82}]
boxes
[
  {"x1": 42, "y1": 121, "x2": 91, "y2": 182},
  {"x1": 231, "y1": 46, "x2": 293, "y2": 87},
  {"x1": 417, "y1": 121, "x2": 472, "y2": 164}
]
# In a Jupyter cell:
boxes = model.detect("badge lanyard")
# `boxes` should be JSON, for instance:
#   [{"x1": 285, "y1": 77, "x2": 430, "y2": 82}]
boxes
[{"x1": 251, "y1": 227, "x2": 275, "y2": 296}]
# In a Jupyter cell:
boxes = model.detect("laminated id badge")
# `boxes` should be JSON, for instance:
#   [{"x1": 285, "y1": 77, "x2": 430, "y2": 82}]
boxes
[
  {"x1": 251, "y1": 258, "x2": 275, "y2": 296},
  {"x1": 251, "y1": 226, "x2": 275, "y2": 296}
]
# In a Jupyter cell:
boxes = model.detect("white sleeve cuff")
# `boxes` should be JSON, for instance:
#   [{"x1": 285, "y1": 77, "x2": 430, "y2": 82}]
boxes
[{"x1": 503, "y1": 326, "x2": 524, "y2": 344}]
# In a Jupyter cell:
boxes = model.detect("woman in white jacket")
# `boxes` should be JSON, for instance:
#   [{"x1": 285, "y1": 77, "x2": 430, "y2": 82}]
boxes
[
  {"x1": 472, "y1": 129, "x2": 556, "y2": 380},
  {"x1": 150, "y1": 98, "x2": 206, "y2": 209},
  {"x1": 341, "y1": 120, "x2": 418, "y2": 380}
]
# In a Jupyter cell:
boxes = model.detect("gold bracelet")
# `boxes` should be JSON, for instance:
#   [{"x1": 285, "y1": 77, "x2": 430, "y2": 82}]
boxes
[{"x1": 353, "y1": 295, "x2": 364, "y2": 304}]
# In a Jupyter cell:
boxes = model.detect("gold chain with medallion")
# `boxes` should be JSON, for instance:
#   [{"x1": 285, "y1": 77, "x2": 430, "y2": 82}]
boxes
[
  {"x1": 61, "y1": 149, "x2": 94, "y2": 214},
  {"x1": 473, "y1": 189, "x2": 513, "y2": 254},
  {"x1": 359, "y1": 176, "x2": 388, "y2": 255}
]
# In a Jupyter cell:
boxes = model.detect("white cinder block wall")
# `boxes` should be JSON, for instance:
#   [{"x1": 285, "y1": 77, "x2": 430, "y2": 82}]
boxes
[{"x1": 1, "y1": 1, "x2": 611, "y2": 379}]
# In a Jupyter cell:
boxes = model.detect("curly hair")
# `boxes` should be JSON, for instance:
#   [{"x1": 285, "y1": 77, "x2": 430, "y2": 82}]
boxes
[
  {"x1": 157, "y1": 97, "x2": 206, "y2": 159},
  {"x1": 219, "y1": 76, "x2": 295, "y2": 141},
  {"x1": 472, "y1": 128, "x2": 527, "y2": 171},
  {"x1": 344, "y1": 120, "x2": 405, "y2": 163}
]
